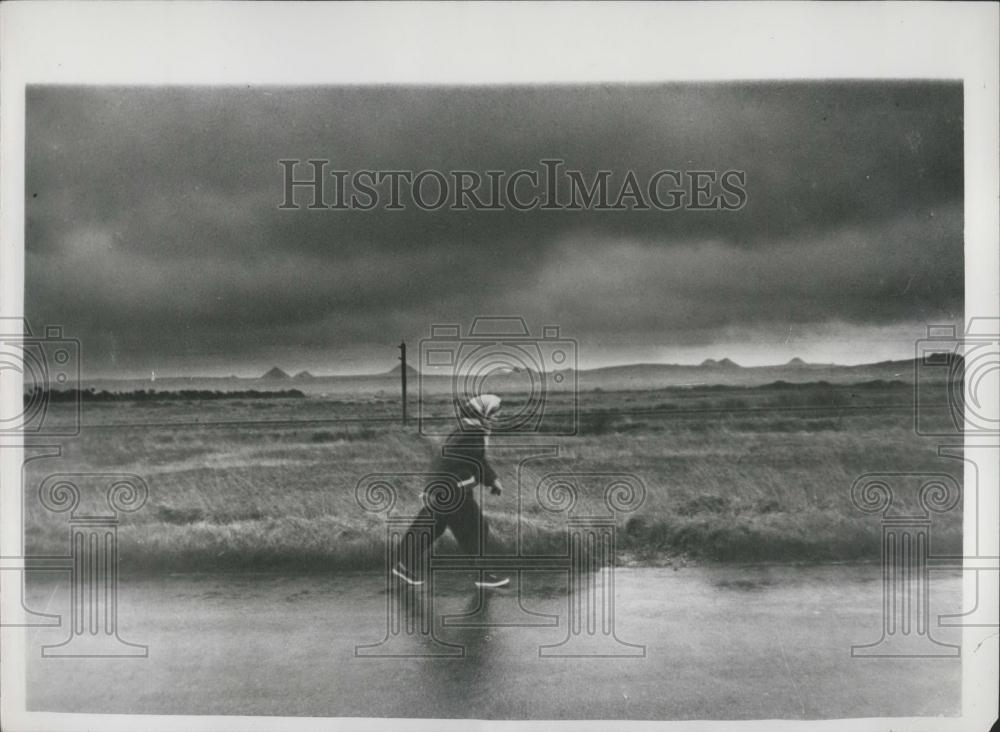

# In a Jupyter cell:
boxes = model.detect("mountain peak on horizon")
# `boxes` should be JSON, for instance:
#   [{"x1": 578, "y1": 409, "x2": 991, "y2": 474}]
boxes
[
  {"x1": 293, "y1": 370, "x2": 316, "y2": 380},
  {"x1": 386, "y1": 362, "x2": 420, "y2": 376},
  {"x1": 260, "y1": 366, "x2": 290, "y2": 380},
  {"x1": 700, "y1": 357, "x2": 741, "y2": 368},
  {"x1": 785, "y1": 357, "x2": 808, "y2": 367}
]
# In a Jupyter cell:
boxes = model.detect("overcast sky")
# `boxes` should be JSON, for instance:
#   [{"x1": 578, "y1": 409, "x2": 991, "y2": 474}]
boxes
[{"x1": 26, "y1": 83, "x2": 963, "y2": 378}]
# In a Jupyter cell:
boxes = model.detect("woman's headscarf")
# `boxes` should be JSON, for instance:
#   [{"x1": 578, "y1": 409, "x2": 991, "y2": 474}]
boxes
[{"x1": 462, "y1": 393, "x2": 501, "y2": 428}]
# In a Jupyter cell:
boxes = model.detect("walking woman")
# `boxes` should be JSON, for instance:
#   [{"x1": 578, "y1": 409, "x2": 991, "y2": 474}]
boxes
[{"x1": 392, "y1": 394, "x2": 509, "y2": 588}]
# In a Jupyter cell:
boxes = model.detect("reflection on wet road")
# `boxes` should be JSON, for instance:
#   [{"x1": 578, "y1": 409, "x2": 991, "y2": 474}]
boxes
[{"x1": 26, "y1": 564, "x2": 963, "y2": 719}]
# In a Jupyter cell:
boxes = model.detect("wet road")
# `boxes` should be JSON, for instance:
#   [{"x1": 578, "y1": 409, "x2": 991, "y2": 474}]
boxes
[{"x1": 24, "y1": 564, "x2": 962, "y2": 719}]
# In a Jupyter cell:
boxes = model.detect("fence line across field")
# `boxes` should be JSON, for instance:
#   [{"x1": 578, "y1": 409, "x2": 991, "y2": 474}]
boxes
[{"x1": 69, "y1": 401, "x2": 950, "y2": 432}]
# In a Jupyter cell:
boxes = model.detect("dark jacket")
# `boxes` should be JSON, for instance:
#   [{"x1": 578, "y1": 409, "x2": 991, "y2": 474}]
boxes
[{"x1": 430, "y1": 424, "x2": 498, "y2": 488}]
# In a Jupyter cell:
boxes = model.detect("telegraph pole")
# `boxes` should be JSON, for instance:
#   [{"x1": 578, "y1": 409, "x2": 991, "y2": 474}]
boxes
[{"x1": 399, "y1": 341, "x2": 407, "y2": 425}]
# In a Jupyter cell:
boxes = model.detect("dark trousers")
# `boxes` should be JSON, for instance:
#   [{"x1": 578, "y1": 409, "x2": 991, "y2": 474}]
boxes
[{"x1": 401, "y1": 487, "x2": 489, "y2": 569}]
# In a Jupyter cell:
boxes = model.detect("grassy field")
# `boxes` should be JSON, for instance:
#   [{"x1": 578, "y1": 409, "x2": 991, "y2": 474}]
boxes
[{"x1": 23, "y1": 380, "x2": 962, "y2": 572}]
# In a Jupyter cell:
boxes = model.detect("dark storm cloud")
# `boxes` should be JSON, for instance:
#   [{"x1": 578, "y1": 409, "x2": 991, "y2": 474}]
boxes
[{"x1": 25, "y1": 83, "x2": 963, "y2": 374}]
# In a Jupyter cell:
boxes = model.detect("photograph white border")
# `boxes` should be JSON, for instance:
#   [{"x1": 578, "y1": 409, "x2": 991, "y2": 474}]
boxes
[{"x1": 1, "y1": 2, "x2": 997, "y2": 731}]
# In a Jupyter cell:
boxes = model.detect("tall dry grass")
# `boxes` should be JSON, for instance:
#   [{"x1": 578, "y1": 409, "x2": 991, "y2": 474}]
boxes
[{"x1": 23, "y1": 382, "x2": 961, "y2": 572}]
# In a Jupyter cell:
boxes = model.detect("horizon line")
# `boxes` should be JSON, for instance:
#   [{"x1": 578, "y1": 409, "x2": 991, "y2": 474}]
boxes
[{"x1": 74, "y1": 353, "x2": 944, "y2": 383}]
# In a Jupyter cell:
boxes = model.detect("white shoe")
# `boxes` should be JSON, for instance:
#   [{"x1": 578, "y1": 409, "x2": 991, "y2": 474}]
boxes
[
  {"x1": 475, "y1": 572, "x2": 510, "y2": 589},
  {"x1": 391, "y1": 562, "x2": 425, "y2": 586}
]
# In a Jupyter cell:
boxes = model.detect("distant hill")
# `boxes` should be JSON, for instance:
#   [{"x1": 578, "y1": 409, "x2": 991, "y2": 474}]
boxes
[
  {"x1": 260, "y1": 367, "x2": 291, "y2": 380},
  {"x1": 785, "y1": 357, "x2": 808, "y2": 367},
  {"x1": 700, "y1": 358, "x2": 741, "y2": 368},
  {"x1": 385, "y1": 362, "x2": 420, "y2": 378},
  {"x1": 293, "y1": 371, "x2": 316, "y2": 381}
]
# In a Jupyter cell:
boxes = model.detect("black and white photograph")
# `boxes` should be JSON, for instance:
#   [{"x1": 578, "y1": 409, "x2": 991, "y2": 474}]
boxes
[{"x1": 1, "y1": 3, "x2": 997, "y2": 730}]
